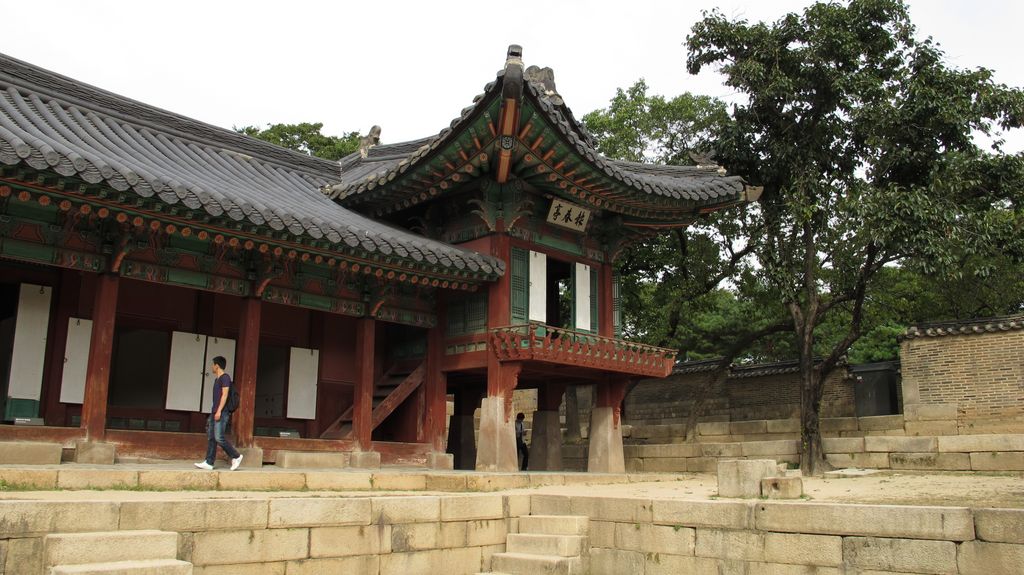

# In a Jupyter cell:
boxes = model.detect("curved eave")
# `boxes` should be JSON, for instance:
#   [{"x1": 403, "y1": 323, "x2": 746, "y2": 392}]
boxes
[
  {"x1": 509, "y1": 83, "x2": 746, "y2": 219},
  {"x1": 326, "y1": 77, "x2": 506, "y2": 214},
  {"x1": 327, "y1": 69, "x2": 747, "y2": 222}
]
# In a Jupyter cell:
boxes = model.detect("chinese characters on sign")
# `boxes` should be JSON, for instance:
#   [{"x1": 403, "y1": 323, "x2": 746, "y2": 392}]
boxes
[{"x1": 546, "y1": 200, "x2": 591, "y2": 233}]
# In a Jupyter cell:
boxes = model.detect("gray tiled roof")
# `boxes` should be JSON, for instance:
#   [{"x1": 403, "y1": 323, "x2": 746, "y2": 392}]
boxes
[
  {"x1": 671, "y1": 358, "x2": 843, "y2": 379},
  {"x1": 903, "y1": 315, "x2": 1024, "y2": 339},
  {"x1": 0, "y1": 53, "x2": 503, "y2": 278},
  {"x1": 330, "y1": 73, "x2": 745, "y2": 208}
]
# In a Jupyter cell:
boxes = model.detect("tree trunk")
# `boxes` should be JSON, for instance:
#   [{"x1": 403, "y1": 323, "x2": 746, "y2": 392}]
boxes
[
  {"x1": 684, "y1": 368, "x2": 727, "y2": 442},
  {"x1": 798, "y1": 367, "x2": 827, "y2": 475},
  {"x1": 795, "y1": 317, "x2": 828, "y2": 476},
  {"x1": 564, "y1": 385, "x2": 581, "y2": 443}
]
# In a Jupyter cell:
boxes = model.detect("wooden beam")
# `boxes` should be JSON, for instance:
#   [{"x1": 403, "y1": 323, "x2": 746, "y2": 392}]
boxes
[
  {"x1": 80, "y1": 273, "x2": 120, "y2": 441},
  {"x1": 232, "y1": 297, "x2": 262, "y2": 448},
  {"x1": 352, "y1": 318, "x2": 375, "y2": 449},
  {"x1": 319, "y1": 405, "x2": 353, "y2": 439},
  {"x1": 371, "y1": 363, "x2": 425, "y2": 430}
]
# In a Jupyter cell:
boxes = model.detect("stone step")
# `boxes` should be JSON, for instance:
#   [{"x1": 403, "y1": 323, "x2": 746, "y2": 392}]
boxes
[
  {"x1": 44, "y1": 530, "x2": 179, "y2": 567},
  {"x1": 490, "y1": 552, "x2": 584, "y2": 575},
  {"x1": 506, "y1": 533, "x2": 588, "y2": 557},
  {"x1": 0, "y1": 440, "x2": 62, "y2": 464},
  {"x1": 49, "y1": 559, "x2": 193, "y2": 574},
  {"x1": 275, "y1": 450, "x2": 347, "y2": 469},
  {"x1": 517, "y1": 515, "x2": 589, "y2": 536}
]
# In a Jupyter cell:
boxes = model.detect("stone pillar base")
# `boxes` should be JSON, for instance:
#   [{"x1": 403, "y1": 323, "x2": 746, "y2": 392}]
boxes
[
  {"x1": 73, "y1": 440, "x2": 116, "y2": 465},
  {"x1": 236, "y1": 447, "x2": 263, "y2": 469},
  {"x1": 427, "y1": 452, "x2": 454, "y2": 470},
  {"x1": 476, "y1": 396, "x2": 518, "y2": 472},
  {"x1": 528, "y1": 410, "x2": 563, "y2": 471},
  {"x1": 447, "y1": 414, "x2": 477, "y2": 470},
  {"x1": 587, "y1": 406, "x2": 625, "y2": 473},
  {"x1": 349, "y1": 450, "x2": 381, "y2": 469}
]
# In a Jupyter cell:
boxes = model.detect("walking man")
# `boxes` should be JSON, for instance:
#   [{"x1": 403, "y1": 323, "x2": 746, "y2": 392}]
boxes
[
  {"x1": 515, "y1": 412, "x2": 529, "y2": 471},
  {"x1": 195, "y1": 356, "x2": 243, "y2": 471}
]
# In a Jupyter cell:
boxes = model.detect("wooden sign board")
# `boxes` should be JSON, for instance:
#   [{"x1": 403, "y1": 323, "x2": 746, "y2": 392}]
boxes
[{"x1": 546, "y1": 200, "x2": 591, "y2": 233}]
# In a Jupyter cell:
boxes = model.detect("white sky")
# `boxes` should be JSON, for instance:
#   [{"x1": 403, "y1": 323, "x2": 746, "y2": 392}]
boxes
[{"x1": 1, "y1": 1, "x2": 1021, "y2": 151}]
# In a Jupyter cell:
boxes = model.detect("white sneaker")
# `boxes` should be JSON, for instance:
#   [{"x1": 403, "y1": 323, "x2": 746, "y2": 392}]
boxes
[
  {"x1": 194, "y1": 461, "x2": 214, "y2": 470},
  {"x1": 230, "y1": 454, "x2": 244, "y2": 471}
]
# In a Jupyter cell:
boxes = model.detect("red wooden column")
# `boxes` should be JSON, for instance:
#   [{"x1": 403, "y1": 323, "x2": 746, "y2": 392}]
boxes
[
  {"x1": 352, "y1": 317, "x2": 376, "y2": 450},
  {"x1": 80, "y1": 273, "x2": 120, "y2": 441},
  {"x1": 599, "y1": 262, "x2": 614, "y2": 338},
  {"x1": 232, "y1": 297, "x2": 262, "y2": 448},
  {"x1": 423, "y1": 318, "x2": 447, "y2": 452}
]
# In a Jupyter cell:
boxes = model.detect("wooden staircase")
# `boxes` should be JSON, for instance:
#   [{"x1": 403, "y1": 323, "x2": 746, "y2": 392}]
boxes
[{"x1": 320, "y1": 361, "x2": 425, "y2": 439}]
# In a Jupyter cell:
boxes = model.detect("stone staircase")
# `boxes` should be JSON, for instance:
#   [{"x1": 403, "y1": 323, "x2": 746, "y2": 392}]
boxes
[
  {"x1": 44, "y1": 530, "x2": 192, "y2": 574},
  {"x1": 486, "y1": 515, "x2": 590, "y2": 575}
]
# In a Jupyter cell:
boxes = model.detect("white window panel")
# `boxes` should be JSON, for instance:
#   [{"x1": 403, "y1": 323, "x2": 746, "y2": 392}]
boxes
[
  {"x1": 528, "y1": 250, "x2": 547, "y2": 323},
  {"x1": 166, "y1": 331, "x2": 207, "y2": 412},
  {"x1": 8, "y1": 284, "x2": 52, "y2": 401},
  {"x1": 200, "y1": 336, "x2": 236, "y2": 414},
  {"x1": 287, "y1": 347, "x2": 319, "y2": 420},
  {"x1": 575, "y1": 262, "x2": 591, "y2": 331},
  {"x1": 59, "y1": 317, "x2": 92, "y2": 404}
]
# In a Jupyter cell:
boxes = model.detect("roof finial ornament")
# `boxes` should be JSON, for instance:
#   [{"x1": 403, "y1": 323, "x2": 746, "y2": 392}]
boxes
[
  {"x1": 359, "y1": 125, "x2": 381, "y2": 158},
  {"x1": 689, "y1": 149, "x2": 727, "y2": 174},
  {"x1": 525, "y1": 66, "x2": 562, "y2": 105}
]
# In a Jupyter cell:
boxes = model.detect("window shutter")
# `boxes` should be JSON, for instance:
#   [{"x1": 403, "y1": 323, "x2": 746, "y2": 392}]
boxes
[
  {"x1": 447, "y1": 300, "x2": 466, "y2": 336},
  {"x1": 510, "y1": 247, "x2": 529, "y2": 324},
  {"x1": 613, "y1": 271, "x2": 622, "y2": 338},
  {"x1": 467, "y1": 292, "x2": 488, "y2": 333}
]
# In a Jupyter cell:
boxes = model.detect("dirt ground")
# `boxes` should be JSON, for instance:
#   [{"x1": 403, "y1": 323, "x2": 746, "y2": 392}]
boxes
[
  {"x1": 1, "y1": 467, "x2": 1021, "y2": 508},
  {"x1": 530, "y1": 470, "x2": 1024, "y2": 509}
]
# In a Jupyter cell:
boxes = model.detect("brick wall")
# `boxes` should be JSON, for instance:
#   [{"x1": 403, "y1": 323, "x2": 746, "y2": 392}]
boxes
[{"x1": 901, "y1": 327, "x2": 1024, "y2": 428}]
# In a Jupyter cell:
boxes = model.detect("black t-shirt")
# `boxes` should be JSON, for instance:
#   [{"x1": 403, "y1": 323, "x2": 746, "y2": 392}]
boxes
[{"x1": 212, "y1": 373, "x2": 232, "y2": 413}]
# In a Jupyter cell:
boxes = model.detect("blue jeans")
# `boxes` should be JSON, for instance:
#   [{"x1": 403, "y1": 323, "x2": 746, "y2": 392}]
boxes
[{"x1": 205, "y1": 412, "x2": 240, "y2": 464}]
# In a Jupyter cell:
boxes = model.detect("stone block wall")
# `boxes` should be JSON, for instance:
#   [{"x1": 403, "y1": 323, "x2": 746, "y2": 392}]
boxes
[
  {"x1": 2, "y1": 491, "x2": 1022, "y2": 573},
  {"x1": 532, "y1": 494, "x2": 1024, "y2": 574},
  {"x1": 674, "y1": 433, "x2": 1018, "y2": 473},
  {"x1": 0, "y1": 493, "x2": 522, "y2": 575}
]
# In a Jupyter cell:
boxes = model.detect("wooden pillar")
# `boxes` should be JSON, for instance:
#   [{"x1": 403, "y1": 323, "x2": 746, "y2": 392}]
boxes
[
  {"x1": 599, "y1": 262, "x2": 614, "y2": 338},
  {"x1": 423, "y1": 321, "x2": 447, "y2": 452},
  {"x1": 232, "y1": 297, "x2": 262, "y2": 448},
  {"x1": 80, "y1": 273, "x2": 119, "y2": 441},
  {"x1": 44, "y1": 270, "x2": 80, "y2": 426},
  {"x1": 448, "y1": 388, "x2": 482, "y2": 469},
  {"x1": 353, "y1": 317, "x2": 375, "y2": 450}
]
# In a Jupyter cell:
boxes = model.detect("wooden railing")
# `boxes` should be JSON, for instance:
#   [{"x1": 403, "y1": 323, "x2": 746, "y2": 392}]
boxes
[{"x1": 489, "y1": 323, "x2": 677, "y2": 378}]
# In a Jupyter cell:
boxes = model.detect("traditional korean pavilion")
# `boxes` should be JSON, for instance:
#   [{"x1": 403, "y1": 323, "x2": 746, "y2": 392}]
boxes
[{"x1": 0, "y1": 46, "x2": 756, "y2": 471}]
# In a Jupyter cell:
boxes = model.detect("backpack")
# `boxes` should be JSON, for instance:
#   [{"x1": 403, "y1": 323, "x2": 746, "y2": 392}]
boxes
[{"x1": 225, "y1": 386, "x2": 240, "y2": 413}]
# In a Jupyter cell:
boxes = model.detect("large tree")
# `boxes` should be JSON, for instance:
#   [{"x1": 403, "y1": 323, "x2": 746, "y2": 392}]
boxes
[
  {"x1": 688, "y1": 0, "x2": 1024, "y2": 474},
  {"x1": 236, "y1": 122, "x2": 360, "y2": 160},
  {"x1": 583, "y1": 82, "x2": 793, "y2": 440}
]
